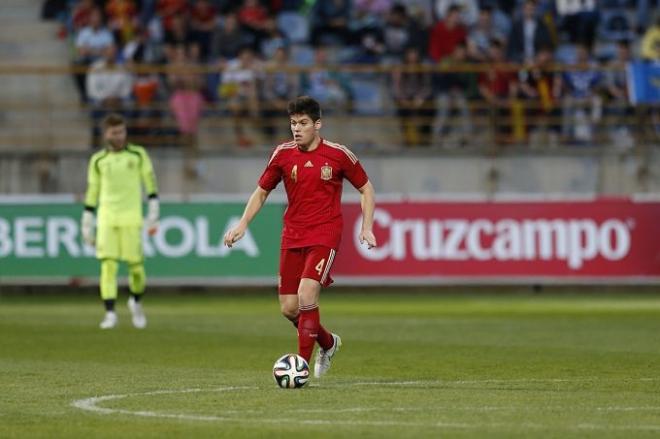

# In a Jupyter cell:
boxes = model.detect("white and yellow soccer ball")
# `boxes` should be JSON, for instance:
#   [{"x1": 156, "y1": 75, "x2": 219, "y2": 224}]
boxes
[{"x1": 272, "y1": 354, "x2": 310, "y2": 389}]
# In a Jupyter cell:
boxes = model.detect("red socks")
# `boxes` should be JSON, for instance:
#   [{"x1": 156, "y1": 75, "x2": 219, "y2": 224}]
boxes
[{"x1": 297, "y1": 305, "x2": 334, "y2": 362}]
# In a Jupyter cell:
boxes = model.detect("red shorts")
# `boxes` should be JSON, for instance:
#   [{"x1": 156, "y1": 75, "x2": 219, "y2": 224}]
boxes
[{"x1": 278, "y1": 246, "x2": 337, "y2": 295}]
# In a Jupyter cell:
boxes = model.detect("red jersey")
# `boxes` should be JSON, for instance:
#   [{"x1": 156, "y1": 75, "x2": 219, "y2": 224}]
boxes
[{"x1": 258, "y1": 139, "x2": 369, "y2": 250}]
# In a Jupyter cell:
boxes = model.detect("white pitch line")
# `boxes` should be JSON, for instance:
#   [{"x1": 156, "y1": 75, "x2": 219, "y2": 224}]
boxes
[{"x1": 70, "y1": 379, "x2": 660, "y2": 431}]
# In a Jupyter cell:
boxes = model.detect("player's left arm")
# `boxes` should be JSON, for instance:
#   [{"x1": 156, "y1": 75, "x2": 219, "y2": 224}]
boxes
[
  {"x1": 140, "y1": 148, "x2": 159, "y2": 235},
  {"x1": 357, "y1": 181, "x2": 377, "y2": 249}
]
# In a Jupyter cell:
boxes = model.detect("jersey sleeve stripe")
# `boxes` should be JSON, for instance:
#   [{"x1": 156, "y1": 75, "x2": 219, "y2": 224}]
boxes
[
  {"x1": 267, "y1": 142, "x2": 296, "y2": 165},
  {"x1": 324, "y1": 140, "x2": 358, "y2": 164}
]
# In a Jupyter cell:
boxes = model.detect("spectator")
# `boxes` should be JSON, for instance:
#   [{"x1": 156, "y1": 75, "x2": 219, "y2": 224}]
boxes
[
  {"x1": 164, "y1": 14, "x2": 198, "y2": 60},
  {"x1": 302, "y1": 46, "x2": 352, "y2": 113},
  {"x1": 506, "y1": 0, "x2": 553, "y2": 63},
  {"x1": 157, "y1": 0, "x2": 189, "y2": 33},
  {"x1": 211, "y1": 13, "x2": 254, "y2": 61},
  {"x1": 310, "y1": 0, "x2": 352, "y2": 46},
  {"x1": 261, "y1": 47, "x2": 299, "y2": 142},
  {"x1": 432, "y1": 42, "x2": 474, "y2": 147},
  {"x1": 70, "y1": 0, "x2": 96, "y2": 34},
  {"x1": 428, "y1": 5, "x2": 467, "y2": 62},
  {"x1": 220, "y1": 46, "x2": 262, "y2": 147},
  {"x1": 557, "y1": 43, "x2": 603, "y2": 143},
  {"x1": 86, "y1": 45, "x2": 133, "y2": 144},
  {"x1": 260, "y1": 17, "x2": 289, "y2": 60},
  {"x1": 477, "y1": 39, "x2": 518, "y2": 144},
  {"x1": 467, "y1": 5, "x2": 506, "y2": 62},
  {"x1": 167, "y1": 45, "x2": 205, "y2": 148},
  {"x1": 237, "y1": 0, "x2": 270, "y2": 44},
  {"x1": 189, "y1": 0, "x2": 218, "y2": 61},
  {"x1": 382, "y1": 4, "x2": 426, "y2": 63},
  {"x1": 517, "y1": 46, "x2": 561, "y2": 145},
  {"x1": 434, "y1": 0, "x2": 479, "y2": 27},
  {"x1": 74, "y1": 7, "x2": 115, "y2": 103},
  {"x1": 392, "y1": 46, "x2": 434, "y2": 147},
  {"x1": 556, "y1": 0, "x2": 598, "y2": 49},
  {"x1": 105, "y1": 0, "x2": 139, "y2": 45},
  {"x1": 604, "y1": 40, "x2": 635, "y2": 146}
]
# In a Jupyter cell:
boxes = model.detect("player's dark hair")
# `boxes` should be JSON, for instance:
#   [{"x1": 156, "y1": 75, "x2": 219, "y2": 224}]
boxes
[
  {"x1": 101, "y1": 113, "x2": 126, "y2": 131},
  {"x1": 288, "y1": 96, "x2": 322, "y2": 121}
]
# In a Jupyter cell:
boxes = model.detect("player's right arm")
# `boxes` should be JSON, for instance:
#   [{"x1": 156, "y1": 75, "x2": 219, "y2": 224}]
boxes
[
  {"x1": 223, "y1": 186, "x2": 270, "y2": 247},
  {"x1": 81, "y1": 153, "x2": 102, "y2": 245},
  {"x1": 224, "y1": 144, "x2": 284, "y2": 247}
]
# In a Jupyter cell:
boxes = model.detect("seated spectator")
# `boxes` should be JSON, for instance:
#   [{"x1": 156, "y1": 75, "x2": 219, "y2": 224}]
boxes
[
  {"x1": 167, "y1": 45, "x2": 205, "y2": 149},
  {"x1": 506, "y1": 0, "x2": 554, "y2": 63},
  {"x1": 392, "y1": 46, "x2": 434, "y2": 147},
  {"x1": 260, "y1": 17, "x2": 289, "y2": 60},
  {"x1": 105, "y1": 0, "x2": 139, "y2": 45},
  {"x1": 164, "y1": 14, "x2": 198, "y2": 60},
  {"x1": 189, "y1": 0, "x2": 218, "y2": 61},
  {"x1": 604, "y1": 40, "x2": 635, "y2": 146},
  {"x1": 556, "y1": 0, "x2": 598, "y2": 49},
  {"x1": 353, "y1": 24, "x2": 386, "y2": 64},
  {"x1": 428, "y1": 5, "x2": 467, "y2": 62},
  {"x1": 220, "y1": 46, "x2": 262, "y2": 147},
  {"x1": 557, "y1": 42, "x2": 604, "y2": 143},
  {"x1": 302, "y1": 46, "x2": 352, "y2": 113},
  {"x1": 434, "y1": 0, "x2": 479, "y2": 27},
  {"x1": 86, "y1": 45, "x2": 133, "y2": 145},
  {"x1": 433, "y1": 42, "x2": 474, "y2": 147},
  {"x1": 70, "y1": 0, "x2": 96, "y2": 34},
  {"x1": 211, "y1": 13, "x2": 254, "y2": 62},
  {"x1": 310, "y1": 0, "x2": 352, "y2": 46},
  {"x1": 477, "y1": 39, "x2": 518, "y2": 144},
  {"x1": 74, "y1": 7, "x2": 115, "y2": 103},
  {"x1": 517, "y1": 46, "x2": 561, "y2": 145},
  {"x1": 382, "y1": 4, "x2": 427, "y2": 63},
  {"x1": 157, "y1": 0, "x2": 189, "y2": 33},
  {"x1": 467, "y1": 5, "x2": 506, "y2": 62},
  {"x1": 261, "y1": 47, "x2": 299, "y2": 143},
  {"x1": 237, "y1": 0, "x2": 270, "y2": 44}
]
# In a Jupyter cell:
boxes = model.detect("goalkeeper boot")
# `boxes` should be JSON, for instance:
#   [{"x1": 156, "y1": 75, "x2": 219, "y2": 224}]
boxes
[
  {"x1": 128, "y1": 296, "x2": 147, "y2": 329},
  {"x1": 314, "y1": 333, "x2": 342, "y2": 378},
  {"x1": 99, "y1": 311, "x2": 117, "y2": 329}
]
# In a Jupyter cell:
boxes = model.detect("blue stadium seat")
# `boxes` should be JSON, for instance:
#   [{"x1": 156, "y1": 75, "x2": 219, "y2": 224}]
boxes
[
  {"x1": 277, "y1": 12, "x2": 309, "y2": 44},
  {"x1": 350, "y1": 79, "x2": 387, "y2": 115},
  {"x1": 290, "y1": 44, "x2": 315, "y2": 66},
  {"x1": 599, "y1": 10, "x2": 634, "y2": 41}
]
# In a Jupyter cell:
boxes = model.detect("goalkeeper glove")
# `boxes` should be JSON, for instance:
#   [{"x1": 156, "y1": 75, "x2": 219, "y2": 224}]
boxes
[
  {"x1": 146, "y1": 197, "x2": 159, "y2": 236},
  {"x1": 81, "y1": 210, "x2": 95, "y2": 246}
]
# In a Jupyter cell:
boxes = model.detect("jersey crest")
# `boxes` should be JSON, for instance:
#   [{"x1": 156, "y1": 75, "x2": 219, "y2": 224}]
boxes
[{"x1": 321, "y1": 164, "x2": 332, "y2": 180}]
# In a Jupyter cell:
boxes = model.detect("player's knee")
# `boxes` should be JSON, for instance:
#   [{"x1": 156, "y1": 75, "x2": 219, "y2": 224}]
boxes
[
  {"x1": 128, "y1": 263, "x2": 144, "y2": 276},
  {"x1": 280, "y1": 303, "x2": 298, "y2": 321},
  {"x1": 101, "y1": 259, "x2": 118, "y2": 277}
]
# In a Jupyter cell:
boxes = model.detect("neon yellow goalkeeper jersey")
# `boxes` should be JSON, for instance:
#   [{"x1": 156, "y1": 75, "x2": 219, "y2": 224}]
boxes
[{"x1": 84, "y1": 143, "x2": 158, "y2": 227}]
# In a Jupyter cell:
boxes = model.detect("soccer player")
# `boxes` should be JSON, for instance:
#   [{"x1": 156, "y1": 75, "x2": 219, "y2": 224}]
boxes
[
  {"x1": 81, "y1": 113, "x2": 159, "y2": 329},
  {"x1": 223, "y1": 96, "x2": 376, "y2": 378}
]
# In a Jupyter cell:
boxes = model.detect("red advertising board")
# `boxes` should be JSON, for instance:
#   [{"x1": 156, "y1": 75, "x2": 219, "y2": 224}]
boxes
[{"x1": 333, "y1": 198, "x2": 660, "y2": 283}]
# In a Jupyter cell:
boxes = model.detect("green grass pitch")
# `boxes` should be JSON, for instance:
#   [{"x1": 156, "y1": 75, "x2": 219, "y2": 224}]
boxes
[{"x1": 1, "y1": 289, "x2": 660, "y2": 438}]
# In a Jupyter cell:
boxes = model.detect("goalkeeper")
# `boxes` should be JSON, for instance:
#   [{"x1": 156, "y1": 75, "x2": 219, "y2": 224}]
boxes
[{"x1": 81, "y1": 113, "x2": 159, "y2": 329}]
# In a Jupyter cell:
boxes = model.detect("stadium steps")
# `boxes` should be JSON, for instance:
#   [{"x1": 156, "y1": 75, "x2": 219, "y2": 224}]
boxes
[{"x1": 0, "y1": 0, "x2": 89, "y2": 151}]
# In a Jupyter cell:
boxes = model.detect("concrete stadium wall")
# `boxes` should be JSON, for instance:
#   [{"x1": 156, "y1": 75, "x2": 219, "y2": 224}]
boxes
[{"x1": 0, "y1": 149, "x2": 658, "y2": 196}]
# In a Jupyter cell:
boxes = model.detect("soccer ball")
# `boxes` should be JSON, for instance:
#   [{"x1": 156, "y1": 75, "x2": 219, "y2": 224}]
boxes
[{"x1": 272, "y1": 353, "x2": 310, "y2": 389}]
